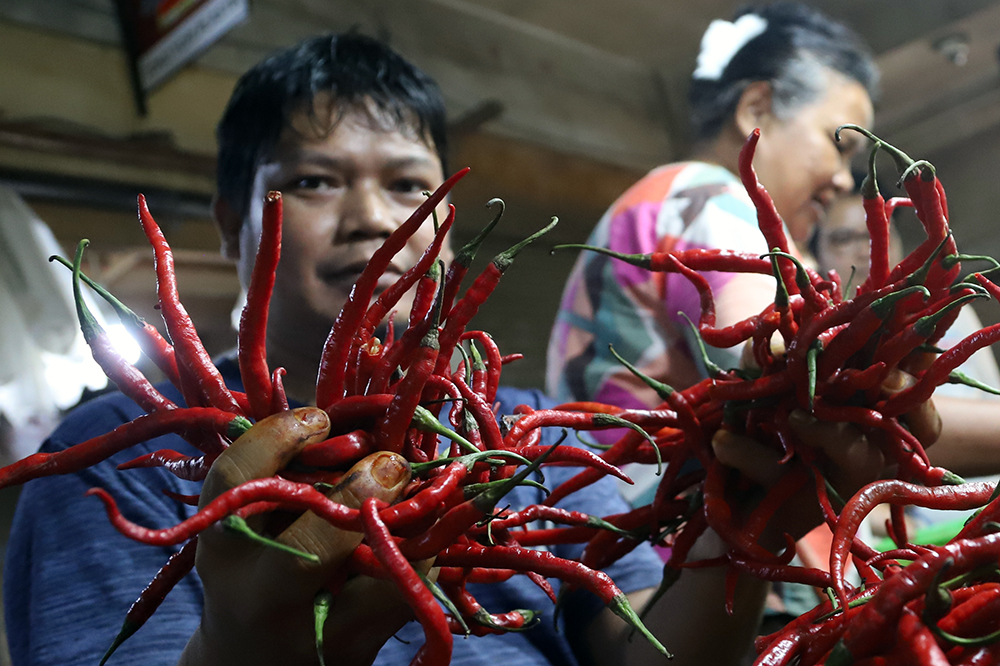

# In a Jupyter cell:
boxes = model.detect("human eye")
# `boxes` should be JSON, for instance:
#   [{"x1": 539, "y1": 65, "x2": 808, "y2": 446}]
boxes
[
  {"x1": 388, "y1": 176, "x2": 434, "y2": 195},
  {"x1": 284, "y1": 174, "x2": 342, "y2": 194}
]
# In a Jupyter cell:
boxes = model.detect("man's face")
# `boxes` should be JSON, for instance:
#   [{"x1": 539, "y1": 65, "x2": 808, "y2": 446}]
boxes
[{"x1": 236, "y1": 101, "x2": 450, "y2": 353}]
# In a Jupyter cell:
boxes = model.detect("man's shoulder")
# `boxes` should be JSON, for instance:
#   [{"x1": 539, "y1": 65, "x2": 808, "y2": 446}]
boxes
[
  {"x1": 46, "y1": 389, "x2": 148, "y2": 451},
  {"x1": 493, "y1": 386, "x2": 553, "y2": 413}
]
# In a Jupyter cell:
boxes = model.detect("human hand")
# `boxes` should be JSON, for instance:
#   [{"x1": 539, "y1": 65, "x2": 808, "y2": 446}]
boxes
[
  {"x1": 179, "y1": 407, "x2": 415, "y2": 666},
  {"x1": 711, "y1": 368, "x2": 941, "y2": 549}
]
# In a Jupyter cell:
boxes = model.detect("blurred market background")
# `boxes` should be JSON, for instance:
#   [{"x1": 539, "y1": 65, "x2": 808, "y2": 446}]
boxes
[{"x1": 3, "y1": 1, "x2": 1000, "y2": 662}]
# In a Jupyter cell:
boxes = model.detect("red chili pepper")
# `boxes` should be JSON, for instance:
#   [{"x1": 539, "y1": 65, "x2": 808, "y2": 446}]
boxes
[
  {"x1": 435, "y1": 540, "x2": 669, "y2": 657},
  {"x1": 433, "y1": 218, "x2": 557, "y2": 379},
  {"x1": 460, "y1": 331, "x2": 502, "y2": 404},
  {"x1": 270, "y1": 367, "x2": 289, "y2": 413},
  {"x1": 360, "y1": 497, "x2": 453, "y2": 666},
  {"x1": 738, "y1": 129, "x2": 797, "y2": 292},
  {"x1": 0, "y1": 407, "x2": 247, "y2": 489},
  {"x1": 237, "y1": 192, "x2": 282, "y2": 420},
  {"x1": 895, "y1": 607, "x2": 951, "y2": 666},
  {"x1": 99, "y1": 537, "x2": 199, "y2": 666},
  {"x1": 441, "y1": 198, "x2": 505, "y2": 319},
  {"x1": 323, "y1": 394, "x2": 393, "y2": 430},
  {"x1": 883, "y1": 196, "x2": 913, "y2": 219},
  {"x1": 137, "y1": 195, "x2": 244, "y2": 416},
  {"x1": 552, "y1": 243, "x2": 774, "y2": 276},
  {"x1": 88, "y1": 476, "x2": 362, "y2": 545},
  {"x1": 856, "y1": 142, "x2": 892, "y2": 293},
  {"x1": 514, "y1": 444, "x2": 632, "y2": 483},
  {"x1": 117, "y1": 450, "x2": 211, "y2": 482},
  {"x1": 296, "y1": 430, "x2": 375, "y2": 468},
  {"x1": 880, "y1": 313, "x2": 1000, "y2": 418},
  {"x1": 829, "y1": 481, "x2": 994, "y2": 608},
  {"x1": 70, "y1": 242, "x2": 177, "y2": 415},
  {"x1": 315, "y1": 168, "x2": 468, "y2": 408},
  {"x1": 375, "y1": 311, "x2": 441, "y2": 454}
]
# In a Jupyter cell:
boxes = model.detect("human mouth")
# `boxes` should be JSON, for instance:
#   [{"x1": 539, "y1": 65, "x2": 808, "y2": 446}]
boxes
[{"x1": 317, "y1": 260, "x2": 403, "y2": 287}]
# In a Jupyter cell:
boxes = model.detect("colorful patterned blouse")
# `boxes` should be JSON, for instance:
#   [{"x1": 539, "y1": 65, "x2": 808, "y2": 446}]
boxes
[{"x1": 547, "y1": 161, "x2": 777, "y2": 415}]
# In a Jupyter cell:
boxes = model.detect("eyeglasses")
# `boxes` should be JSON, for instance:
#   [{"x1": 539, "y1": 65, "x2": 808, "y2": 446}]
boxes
[{"x1": 821, "y1": 229, "x2": 870, "y2": 249}]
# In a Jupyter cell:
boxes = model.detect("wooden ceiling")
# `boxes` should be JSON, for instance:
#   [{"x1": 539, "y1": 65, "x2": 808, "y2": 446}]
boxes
[{"x1": 4, "y1": 0, "x2": 1000, "y2": 385}]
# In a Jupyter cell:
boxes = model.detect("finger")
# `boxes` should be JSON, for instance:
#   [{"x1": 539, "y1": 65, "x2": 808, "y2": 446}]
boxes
[
  {"x1": 711, "y1": 429, "x2": 783, "y2": 488},
  {"x1": 788, "y1": 410, "x2": 883, "y2": 494},
  {"x1": 320, "y1": 575, "x2": 416, "y2": 666},
  {"x1": 880, "y1": 369, "x2": 941, "y2": 449},
  {"x1": 258, "y1": 451, "x2": 411, "y2": 599},
  {"x1": 200, "y1": 407, "x2": 331, "y2": 510}
]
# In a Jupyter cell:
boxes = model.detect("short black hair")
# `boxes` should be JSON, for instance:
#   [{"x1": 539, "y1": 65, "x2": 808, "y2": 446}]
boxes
[
  {"x1": 689, "y1": 2, "x2": 879, "y2": 141},
  {"x1": 216, "y1": 33, "x2": 448, "y2": 219}
]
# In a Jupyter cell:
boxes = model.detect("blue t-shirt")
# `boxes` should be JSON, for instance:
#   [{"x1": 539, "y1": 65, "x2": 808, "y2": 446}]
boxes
[{"x1": 5, "y1": 361, "x2": 662, "y2": 665}]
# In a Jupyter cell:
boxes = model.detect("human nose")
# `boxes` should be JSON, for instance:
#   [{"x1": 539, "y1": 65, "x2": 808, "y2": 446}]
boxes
[
  {"x1": 335, "y1": 180, "x2": 396, "y2": 242},
  {"x1": 832, "y1": 162, "x2": 854, "y2": 195}
]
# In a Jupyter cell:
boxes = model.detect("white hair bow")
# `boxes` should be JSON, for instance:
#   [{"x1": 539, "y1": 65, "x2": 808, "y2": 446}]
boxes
[{"x1": 693, "y1": 14, "x2": 768, "y2": 81}]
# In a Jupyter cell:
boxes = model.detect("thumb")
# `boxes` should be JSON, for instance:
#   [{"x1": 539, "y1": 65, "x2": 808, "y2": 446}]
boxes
[{"x1": 258, "y1": 452, "x2": 411, "y2": 597}]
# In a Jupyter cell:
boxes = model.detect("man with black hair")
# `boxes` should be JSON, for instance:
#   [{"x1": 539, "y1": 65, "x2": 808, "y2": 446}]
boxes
[{"x1": 6, "y1": 29, "x2": 926, "y2": 666}]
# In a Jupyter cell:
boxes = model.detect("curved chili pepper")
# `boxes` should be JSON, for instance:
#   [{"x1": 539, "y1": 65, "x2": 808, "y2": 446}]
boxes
[
  {"x1": 269, "y1": 367, "x2": 289, "y2": 413},
  {"x1": 360, "y1": 497, "x2": 452, "y2": 666},
  {"x1": 238, "y1": 191, "x2": 281, "y2": 421},
  {"x1": 89, "y1": 476, "x2": 362, "y2": 545},
  {"x1": 70, "y1": 241, "x2": 177, "y2": 415},
  {"x1": 117, "y1": 449, "x2": 211, "y2": 482},
  {"x1": 137, "y1": 195, "x2": 243, "y2": 416},
  {"x1": 437, "y1": 540, "x2": 669, "y2": 656},
  {"x1": 829, "y1": 481, "x2": 995, "y2": 608},
  {"x1": 739, "y1": 129, "x2": 797, "y2": 292}
]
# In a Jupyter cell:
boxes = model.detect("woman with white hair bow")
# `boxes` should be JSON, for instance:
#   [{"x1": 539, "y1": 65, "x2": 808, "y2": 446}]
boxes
[
  {"x1": 549, "y1": 3, "x2": 878, "y2": 415},
  {"x1": 548, "y1": 3, "x2": 881, "y2": 662}
]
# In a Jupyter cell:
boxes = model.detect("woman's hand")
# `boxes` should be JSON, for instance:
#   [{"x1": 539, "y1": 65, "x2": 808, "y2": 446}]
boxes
[
  {"x1": 712, "y1": 367, "x2": 942, "y2": 547},
  {"x1": 179, "y1": 407, "x2": 415, "y2": 666}
]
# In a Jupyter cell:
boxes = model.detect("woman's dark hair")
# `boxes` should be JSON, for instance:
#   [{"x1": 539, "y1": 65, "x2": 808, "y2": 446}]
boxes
[
  {"x1": 216, "y1": 33, "x2": 448, "y2": 219},
  {"x1": 688, "y1": 2, "x2": 879, "y2": 141}
]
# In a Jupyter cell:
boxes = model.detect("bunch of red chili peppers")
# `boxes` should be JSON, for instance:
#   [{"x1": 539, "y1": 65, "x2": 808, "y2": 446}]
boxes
[
  {"x1": 547, "y1": 125, "x2": 1000, "y2": 665},
  {"x1": 5, "y1": 124, "x2": 1000, "y2": 665},
  {"x1": 4, "y1": 166, "x2": 673, "y2": 665}
]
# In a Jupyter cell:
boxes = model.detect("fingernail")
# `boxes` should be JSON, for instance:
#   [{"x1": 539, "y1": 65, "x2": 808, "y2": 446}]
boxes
[
  {"x1": 293, "y1": 407, "x2": 328, "y2": 429},
  {"x1": 883, "y1": 370, "x2": 910, "y2": 392},
  {"x1": 371, "y1": 453, "x2": 408, "y2": 489}
]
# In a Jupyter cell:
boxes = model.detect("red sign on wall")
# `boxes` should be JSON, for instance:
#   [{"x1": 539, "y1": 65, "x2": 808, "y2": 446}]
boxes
[{"x1": 117, "y1": 0, "x2": 248, "y2": 102}]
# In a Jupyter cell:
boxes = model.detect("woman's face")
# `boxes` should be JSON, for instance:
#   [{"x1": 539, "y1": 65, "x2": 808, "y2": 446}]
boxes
[{"x1": 751, "y1": 70, "x2": 874, "y2": 245}]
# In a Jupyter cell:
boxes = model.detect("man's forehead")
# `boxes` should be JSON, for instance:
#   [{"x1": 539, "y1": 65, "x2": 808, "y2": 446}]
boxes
[{"x1": 276, "y1": 94, "x2": 434, "y2": 155}]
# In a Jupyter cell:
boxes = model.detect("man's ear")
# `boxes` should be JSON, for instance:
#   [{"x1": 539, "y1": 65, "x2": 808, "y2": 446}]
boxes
[
  {"x1": 734, "y1": 80, "x2": 775, "y2": 139},
  {"x1": 212, "y1": 194, "x2": 242, "y2": 261}
]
